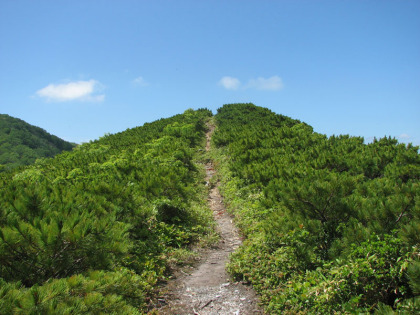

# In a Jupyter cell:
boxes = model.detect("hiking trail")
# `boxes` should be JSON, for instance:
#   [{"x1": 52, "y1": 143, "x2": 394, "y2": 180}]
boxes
[{"x1": 154, "y1": 122, "x2": 262, "y2": 314}]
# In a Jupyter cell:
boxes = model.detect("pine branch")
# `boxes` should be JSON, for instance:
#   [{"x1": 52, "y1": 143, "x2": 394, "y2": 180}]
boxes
[{"x1": 395, "y1": 199, "x2": 412, "y2": 224}]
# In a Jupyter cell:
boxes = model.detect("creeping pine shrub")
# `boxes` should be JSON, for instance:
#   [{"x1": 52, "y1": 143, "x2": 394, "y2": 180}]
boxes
[
  {"x1": 245, "y1": 234, "x2": 419, "y2": 314},
  {"x1": 0, "y1": 108, "x2": 214, "y2": 313},
  {"x1": 0, "y1": 269, "x2": 152, "y2": 314},
  {"x1": 214, "y1": 103, "x2": 420, "y2": 313}
]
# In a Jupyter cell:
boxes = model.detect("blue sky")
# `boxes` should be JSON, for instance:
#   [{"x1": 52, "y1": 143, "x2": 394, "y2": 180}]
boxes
[{"x1": 0, "y1": 0, "x2": 419, "y2": 145}]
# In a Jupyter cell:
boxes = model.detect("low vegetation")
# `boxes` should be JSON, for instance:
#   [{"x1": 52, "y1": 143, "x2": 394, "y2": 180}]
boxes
[
  {"x1": 1, "y1": 104, "x2": 418, "y2": 314},
  {"x1": 0, "y1": 108, "x2": 214, "y2": 314},
  {"x1": 212, "y1": 103, "x2": 419, "y2": 313}
]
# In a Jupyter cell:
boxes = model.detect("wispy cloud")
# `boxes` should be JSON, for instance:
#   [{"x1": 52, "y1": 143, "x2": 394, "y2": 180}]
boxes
[
  {"x1": 399, "y1": 133, "x2": 410, "y2": 140},
  {"x1": 132, "y1": 76, "x2": 149, "y2": 87},
  {"x1": 219, "y1": 76, "x2": 241, "y2": 90},
  {"x1": 246, "y1": 76, "x2": 284, "y2": 90},
  {"x1": 218, "y1": 75, "x2": 284, "y2": 91},
  {"x1": 36, "y1": 80, "x2": 105, "y2": 102}
]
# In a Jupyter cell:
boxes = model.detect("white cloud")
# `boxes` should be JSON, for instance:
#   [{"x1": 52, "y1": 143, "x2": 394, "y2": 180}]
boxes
[
  {"x1": 219, "y1": 76, "x2": 241, "y2": 90},
  {"x1": 36, "y1": 80, "x2": 105, "y2": 102},
  {"x1": 399, "y1": 134, "x2": 411, "y2": 140},
  {"x1": 218, "y1": 75, "x2": 284, "y2": 91},
  {"x1": 132, "y1": 76, "x2": 148, "y2": 87},
  {"x1": 247, "y1": 76, "x2": 284, "y2": 91}
]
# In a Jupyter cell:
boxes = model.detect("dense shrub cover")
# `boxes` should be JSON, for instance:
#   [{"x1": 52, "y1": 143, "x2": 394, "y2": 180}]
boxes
[
  {"x1": 0, "y1": 108, "x2": 213, "y2": 314},
  {"x1": 0, "y1": 114, "x2": 75, "y2": 172},
  {"x1": 212, "y1": 103, "x2": 419, "y2": 313}
]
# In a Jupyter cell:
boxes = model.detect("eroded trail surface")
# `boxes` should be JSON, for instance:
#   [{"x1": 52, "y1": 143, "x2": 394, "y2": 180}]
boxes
[{"x1": 156, "y1": 124, "x2": 262, "y2": 314}]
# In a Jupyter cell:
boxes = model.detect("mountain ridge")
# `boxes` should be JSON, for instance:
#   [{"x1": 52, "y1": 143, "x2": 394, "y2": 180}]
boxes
[
  {"x1": 0, "y1": 104, "x2": 418, "y2": 314},
  {"x1": 0, "y1": 114, "x2": 76, "y2": 172}
]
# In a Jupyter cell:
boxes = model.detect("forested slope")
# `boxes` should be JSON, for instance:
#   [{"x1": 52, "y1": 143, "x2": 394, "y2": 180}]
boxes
[
  {"x1": 0, "y1": 114, "x2": 75, "y2": 172},
  {"x1": 0, "y1": 108, "x2": 214, "y2": 313},
  {"x1": 212, "y1": 103, "x2": 419, "y2": 313}
]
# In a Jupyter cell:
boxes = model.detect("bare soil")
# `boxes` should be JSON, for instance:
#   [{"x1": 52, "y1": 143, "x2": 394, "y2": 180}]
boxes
[{"x1": 153, "y1": 123, "x2": 263, "y2": 314}]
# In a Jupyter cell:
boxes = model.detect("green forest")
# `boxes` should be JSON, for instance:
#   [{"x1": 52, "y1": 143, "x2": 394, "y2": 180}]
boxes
[
  {"x1": 0, "y1": 114, "x2": 76, "y2": 172},
  {"x1": 212, "y1": 103, "x2": 419, "y2": 313},
  {"x1": 0, "y1": 104, "x2": 418, "y2": 314}
]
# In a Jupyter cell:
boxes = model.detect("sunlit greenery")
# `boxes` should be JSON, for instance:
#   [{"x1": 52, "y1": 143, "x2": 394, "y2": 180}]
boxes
[
  {"x1": 0, "y1": 108, "x2": 214, "y2": 314},
  {"x1": 2, "y1": 104, "x2": 418, "y2": 314},
  {"x1": 212, "y1": 103, "x2": 419, "y2": 313}
]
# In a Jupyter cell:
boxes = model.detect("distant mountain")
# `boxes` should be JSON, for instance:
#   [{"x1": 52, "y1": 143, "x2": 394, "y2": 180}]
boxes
[{"x1": 0, "y1": 114, "x2": 76, "y2": 172}]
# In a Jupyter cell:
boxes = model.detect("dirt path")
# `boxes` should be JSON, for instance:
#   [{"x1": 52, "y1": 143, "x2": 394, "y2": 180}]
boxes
[{"x1": 155, "y1": 123, "x2": 262, "y2": 314}]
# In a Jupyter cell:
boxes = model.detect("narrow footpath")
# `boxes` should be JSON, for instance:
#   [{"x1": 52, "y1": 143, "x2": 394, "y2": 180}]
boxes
[{"x1": 155, "y1": 123, "x2": 262, "y2": 314}]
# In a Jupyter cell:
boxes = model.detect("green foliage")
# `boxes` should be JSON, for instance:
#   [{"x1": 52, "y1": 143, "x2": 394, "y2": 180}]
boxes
[
  {"x1": 0, "y1": 108, "x2": 214, "y2": 312},
  {"x1": 0, "y1": 114, "x2": 75, "y2": 172},
  {"x1": 0, "y1": 269, "x2": 149, "y2": 314},
  {"x1": 213, "y1": 103, "x2": 420, "y2": 313}
]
